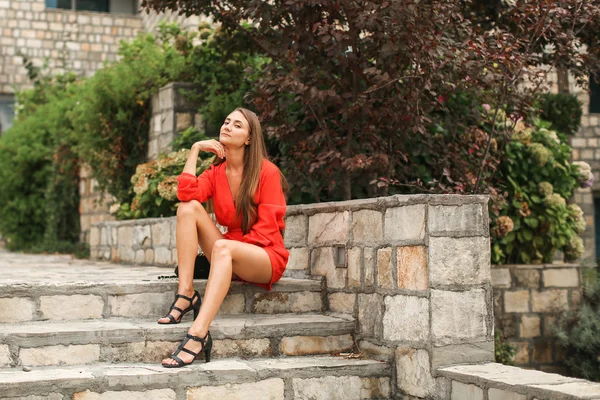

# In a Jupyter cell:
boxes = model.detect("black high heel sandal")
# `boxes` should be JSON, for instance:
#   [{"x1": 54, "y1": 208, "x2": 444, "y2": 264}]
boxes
[
  {"x1": 162, "y1": 331, "x2": 212, "y2": 368},
  {"x1": 158, "y1": 290, "x2": 201, "y2": 324}
]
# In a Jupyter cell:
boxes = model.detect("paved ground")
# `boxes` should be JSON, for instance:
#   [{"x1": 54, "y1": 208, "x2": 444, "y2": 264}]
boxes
[{"x1": 0, "y1": 250, "x2": 173, "y2": 285}]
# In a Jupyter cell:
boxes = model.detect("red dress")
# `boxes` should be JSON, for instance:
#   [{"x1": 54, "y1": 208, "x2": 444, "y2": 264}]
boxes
[{"x1": 176, "y1": 159, "x2": 288, "y2": 290}]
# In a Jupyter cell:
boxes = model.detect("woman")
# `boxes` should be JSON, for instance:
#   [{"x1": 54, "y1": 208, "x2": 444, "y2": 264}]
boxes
[{"x1": 159, "y1": 107, "x2": 289, "y2": 368}]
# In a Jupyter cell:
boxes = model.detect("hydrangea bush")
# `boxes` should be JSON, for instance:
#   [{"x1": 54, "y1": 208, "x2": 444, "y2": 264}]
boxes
[
  {"x1": 490, "y1": 112, "x2": 589, "y2": 264},
  {"x1": 113, "y1": 150, "x2": 215, "y2": 219}
]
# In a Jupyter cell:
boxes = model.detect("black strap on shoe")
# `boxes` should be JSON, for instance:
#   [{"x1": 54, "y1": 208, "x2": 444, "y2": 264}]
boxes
[{"x1": 163, "y1": 292, "x2": 200, "y2": 323}]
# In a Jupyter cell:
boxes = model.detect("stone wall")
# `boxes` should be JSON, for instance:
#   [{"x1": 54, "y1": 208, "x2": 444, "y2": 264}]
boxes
[
  {"x1": 439, "y1": 363, "x2": 600, "y2": 400},
  {"x1": 91, "y1": 194, "x2": 495, "y2": 398},
  {"x1": 491, "y1": 263, "x2": 583, "y2": 373},
  {"x1": 0, "y1": 0, "x2": 143, "y2": 94},
  {"x1": 148, "y1": 82, "x2": 205, "y2": 160},
  {"x1": 79, "y1": 164, "x2": 115, "y2": 243}
]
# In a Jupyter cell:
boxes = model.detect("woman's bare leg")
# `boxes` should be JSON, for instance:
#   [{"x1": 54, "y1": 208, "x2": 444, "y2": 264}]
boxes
[
  {"x1": 157, "y1": 200, "x2": 224, "y2": 324},
  {"x1": 161, "y1": 239, "x2": 272, "y2": 365}
]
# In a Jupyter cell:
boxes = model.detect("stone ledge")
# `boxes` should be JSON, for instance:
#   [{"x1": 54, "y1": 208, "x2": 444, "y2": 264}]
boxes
[
  {"x1": 438, "y1": 362, "x2": 600, "y2": 400},
  {"x1": 0, "y1": 356, "x2": 389, "y2": 398}
]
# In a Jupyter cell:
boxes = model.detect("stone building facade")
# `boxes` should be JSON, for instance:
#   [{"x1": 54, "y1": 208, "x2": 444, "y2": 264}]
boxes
[
  {"x1": 0, "y1": 0, "x2": 206, "y2": 135},
  {"x1": 566, "y1": 75, "x2": 600, "y2": 263}
]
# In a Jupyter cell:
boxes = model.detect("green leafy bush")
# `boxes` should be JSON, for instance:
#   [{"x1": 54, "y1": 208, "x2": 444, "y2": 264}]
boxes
[
  {"x1": 491, "y1": 116, "x2": 587, "y2": 264},
  {"x1": 114, "y1": 151, "x2": 215, "y2": 220},
  {"x1": 494, "y1": 331, "x2": 516, "y2": 366},
  {"x1": 539, "y1": 93, "x2": 583, "y2": 136},
  {"x1": 0, "y1": 68, "x2": 83, "y2": 252},
  {"x1": 554, "y1": 277, "x2": 600, "y2": 381}
]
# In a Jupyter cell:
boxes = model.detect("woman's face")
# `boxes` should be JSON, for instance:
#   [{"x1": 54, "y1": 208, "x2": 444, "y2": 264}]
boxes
[{"x1": 219, "y1": 111, "x2": 250, "y2": 150}]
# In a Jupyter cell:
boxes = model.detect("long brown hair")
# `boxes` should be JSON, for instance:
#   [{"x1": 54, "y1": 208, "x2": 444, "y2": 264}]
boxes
[{"x1": 213, "y1": 108, "x2": 288, "y2": 234}]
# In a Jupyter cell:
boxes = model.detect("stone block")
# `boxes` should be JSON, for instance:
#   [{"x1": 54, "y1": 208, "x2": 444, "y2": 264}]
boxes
[
  {"x1": 188, "y1": 378, "x2": 284, "y2": 400},
  {"x1": 287, "y1": 247, "x2": 309, "y2": 270},
  {"x1": 428, "y1": 204, "x2": 485, "y2": 235},
  {"x1": 133, "y1": 224, "x2": 151, "y2": 248},
  {"x1": 280, "y1": 335, "x2": 353, "y2": 356},
  {"x1": 451, "y1": 381, "x2": 483, "y2": 400},
  {"x1": 117, "y1": 226, "x2": 133, "y2": 246},
  {"x1": 351, "y1": 210, "x2": 383, "y2": 242},
  {"x1": 361, "y1": 377, "x2": 391, "y2": 399},
  {"x1": 513, "y1": 270, "x2": 540, "y2": 288},
  {"x1": 176, "y1": 112, "x2": 192, "y2": 132},
  {"x1": 358, "y1": 340, "x2": 394, "y2": 361},
  {"x1": 118, "y1": 245, "x2": 135, "y2": 262},
  {"x1": 154, "y1": 247, "x2": 172, "y2": 265},
  {"x1": 512, "y1": 341, "x2": 530, "y2": 364},
  {"x1": 90, "y1": 227, "x2": 100, "y2": 246},
  {"x1": 397, "y1": 246, "x2": 428, "y2": 290},
  {"x1": 491, "y1": 268, "x2": 511, "y2": 288},
  {"x1": 293, "y1": 376, "x2": 362, "y2": 400},
  {"x1": 134, "y1": 250, "x2": 145, "y2": 264},
  {"x1": 3, "y1": 394, "x2": 63, "y2": 400},
  {"x1": 383, "y1": 295, "x2": 429, "y2": 341},
  {"x1": 520, "y1": 315, "x2": 541, "y2": 338},
  {"x1": 572, "y1": 290, "x2": 582, "y2": 308},
  {"x1": 533, "y1": 340, "x2": 553, "y2": 363},
  {"x1": 358, "y1": 293, "x2": 383, "y2": 338},
  {"x1": 429, "y1": 237, "x2": 490, "y2": 287},
  {"x1": 328, "y1": 292, "x2": 356, "y2": 314},
  {"x1": 109, "y1": 341, "x2": 176, "y2": 363},
  {"x1": 431, "y1": 342, "x2": 494, "y2": 368},
  {"x1": 488, "y1": 388, "x2": 526, "y2": 400},
  {"x1": 431, "y1": 289, "x2": 488, "y2": 345},
  {"x1": 0, "y1": 344, "x2": 11, "y2": 367},
  {"x1": 284, "y1": 215, "x2": 307, "y2": 247},
  {"x1": 74, "y1": 389, "x2": 176, "y2": 400},
  {"x1": 145, "y1": 249, "x2": 154, "y2": 264},
  {"x1": 531, "y1": 290, "x2": 569, "y2": 313},
  {"x1": 20, "y1": 344, "x2": 100, "y2": 367},
  {"x1": 219, "y1": 293, "x2": 246, "y2": 314},
  {"x1": 151, "y1": 222, "x2": 171, "y2": 247},
  {"x1": 309, "y1": 212, "x2": 350, "y2": 243},
  {"x1": 377, "y1": 247, "x2": 393, "y2": 289},
  {"x1": 348, "y1": 247, "x2": 362, "y2": 287},
  {"x1": 109, "y1": 292, "x2": 173, "y2": 317},
  {"x1": 311, "y1": 247, "x2": 347, "y2": 289},
  {"x1": 384, "y1": 205, "x2": 426, "y2": 241},
  {"x1": 252, "y1": 291, "x2": 321, "y2": 313},
  {"x1": 543, "y1": 268, "x2": 579, "y2": 287},
  {"x1": 504, "y1": 290, "x2": 530, "y2": 313},
  {"x1": 40, "y1": 295, "x2": 104, "y2": 320},
  {"x1": 364, "y1": 247, "x2": 374, "y2": 287},
  {"x1": 213, "y1": 338, "x2": 271, "y2": 358},
  {"x1": 396, "y1": 348, "x2": 436, "y2": 398},
  {"x1": 0, "y1": 297, "x2": 34, "y2": 323}
]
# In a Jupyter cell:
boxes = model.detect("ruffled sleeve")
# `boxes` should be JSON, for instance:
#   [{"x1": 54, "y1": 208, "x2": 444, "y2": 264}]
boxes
[
  {"x1": 176, "y1": 165, "x2": 216, "y2": 203},
  {"x1": 242, "y1": 168, "x2": 286, "y2": 247}
]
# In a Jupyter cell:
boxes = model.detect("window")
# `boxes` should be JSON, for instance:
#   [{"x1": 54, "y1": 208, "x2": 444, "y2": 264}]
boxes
[
  {"x1": 591, "y1": 73, "x2": 600, "y2": 114},
  {"x1": 45, "y1": 0, "x2": 136, "y2": 13},
  {"x1": 0, "y1": 95, "x2": 14, "y2": 137}
]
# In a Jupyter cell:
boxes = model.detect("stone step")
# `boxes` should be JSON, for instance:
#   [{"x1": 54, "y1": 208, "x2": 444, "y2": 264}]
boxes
[
  {"x1": 0, "y1": 356, "x2": 390, "y2": 400},
  {"x1": 0, "y1": 277, "x2": 325, "y2": 323},
  {"x1": 0, "y1": 314, "x2": 355, "y2": 368}
]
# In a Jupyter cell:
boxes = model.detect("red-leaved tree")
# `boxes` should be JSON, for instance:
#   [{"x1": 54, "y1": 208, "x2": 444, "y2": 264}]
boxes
[{"x1": 142, "y1": 0, "x2": 600, "y2": 204}]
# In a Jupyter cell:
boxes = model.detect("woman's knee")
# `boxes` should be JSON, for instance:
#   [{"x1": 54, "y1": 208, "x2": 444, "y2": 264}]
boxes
[
  {"x1": 211, "y1": 239, "x2": 233, "y2": 261},
  {"x1": 177, "y1": 200, "x2": 204, "y2": 218}
]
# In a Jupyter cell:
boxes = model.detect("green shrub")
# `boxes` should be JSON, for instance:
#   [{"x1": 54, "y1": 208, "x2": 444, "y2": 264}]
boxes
[
  {"x1": 114, "y1": 150, "x2": 215, "y2": 220},
  {"x1": 554, "y1": 277, "x2": 600, "y2": 381},
  {"x1": 0, "y1": 70, "x2": 82, "y2": 252},
  {"x1": 494, "y1": 331, "x2": 516, "y2": 366},
  {"x1": 539, "y1": 93, "x2": 583, "y2": 136},
  {"x1": 491, "y1": 117, "x2": 586, "y2": 264}
]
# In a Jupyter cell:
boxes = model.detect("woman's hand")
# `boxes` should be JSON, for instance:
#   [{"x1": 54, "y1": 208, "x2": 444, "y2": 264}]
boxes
[{"x1": 192, "y1": 140, "x2": 226, "y2": 159}]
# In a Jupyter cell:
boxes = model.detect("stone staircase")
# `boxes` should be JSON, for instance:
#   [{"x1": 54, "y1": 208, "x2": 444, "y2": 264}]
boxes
[{"x1": 0, "y1": 253, "x2": 391, "y2": 399}]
